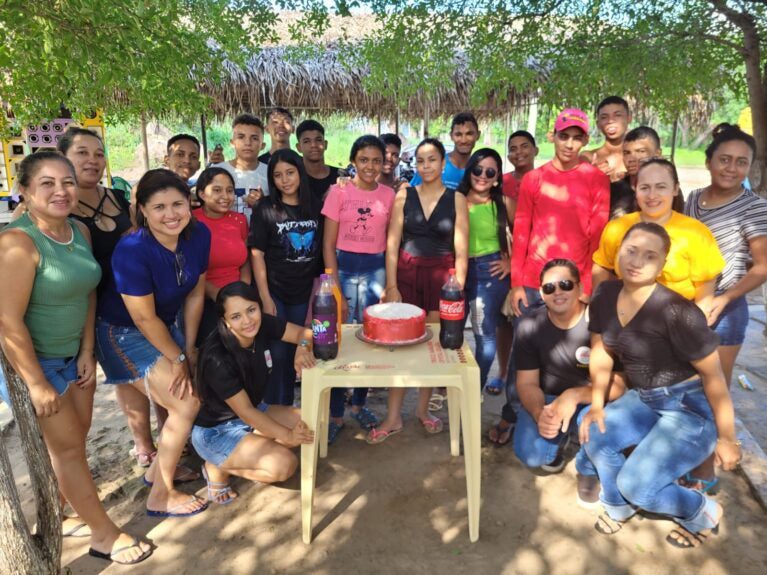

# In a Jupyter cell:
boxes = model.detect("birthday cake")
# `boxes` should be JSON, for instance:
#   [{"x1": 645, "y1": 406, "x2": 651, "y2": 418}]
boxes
[{"x1": 362, "y1": 303, "x2": 427, "y2": 343}]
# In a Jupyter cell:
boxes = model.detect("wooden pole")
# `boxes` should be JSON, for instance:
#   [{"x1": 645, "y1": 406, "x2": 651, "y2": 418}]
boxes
[
  {"x1": 200, "y1": 114, "x2": 209, "y2": 162},
  {"x1": 423, "y1": 102, "x2": 430, "y2": 138},
  {"x1": 504, "y1": 110, "x2": 511, "y2": 171},
  {"x1": 670, "y1": 117, "x2": 679, "y2": 162},
  {"x1": 140, "y1": 113, "x2": 150, "y2": 172},
  {"x1": 395, "y1": 108, "x2": 400, "y2": 137}
]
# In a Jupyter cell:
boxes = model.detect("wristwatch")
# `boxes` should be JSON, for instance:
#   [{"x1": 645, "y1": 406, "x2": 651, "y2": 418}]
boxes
[{"x1": 172, "y1": 352, "x2": 186, "y2": 365}]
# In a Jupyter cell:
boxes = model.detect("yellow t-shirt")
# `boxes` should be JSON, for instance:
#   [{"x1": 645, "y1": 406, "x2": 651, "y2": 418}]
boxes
[{"x1": 592, "y1": 211, "x2": 725, "y2": 300}]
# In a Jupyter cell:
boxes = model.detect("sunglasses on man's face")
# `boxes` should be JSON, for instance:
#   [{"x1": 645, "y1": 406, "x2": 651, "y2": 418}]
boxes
[
  {"x1": 471, "y1": 165, "x2": 497, "y2": 179},
  {"x1": 541, "y1": 280, "x2": 575, "y2": 295}
]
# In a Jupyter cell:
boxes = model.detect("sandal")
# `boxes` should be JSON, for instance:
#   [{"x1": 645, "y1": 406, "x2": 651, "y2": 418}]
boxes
[
  {"x1": 62, "y1": 517, "x2": 91, "y2": 538},
  {"x1": 328, "y1": 421, "x2": 345, "y2": 445},
  {"x1": 350, "y1": 406, "x2": 379, "y2": 430},
  {"x1": 428, "y1": 393, "x2": 446, "y2": 412},
  {"x1": 146, "y1": 496, "x2": 208, "y2": 518},
  {"x1": 201, "y1": 465, "x2": 238, "y2": 506},
  {"x1": 680, "y1": 472, "x2": 720, "y2": 495},
  {"x1": 488, "y1": 421, "x2": 513, "y2": 446},
  {"x1": 366, "y1": 426, "x2": 403, "y2": 444},
  {"x1": 594, "y1": 514, "x2": 627, "y2": 535},
  {"x1": 419, "y1": 415, "x2": 444, "y2": 434},
  {"x1": 89, "y1": 536, "x2": 153, "y2": 565},
  {"x1": 485, "y1": 377, "x2": 504, "y2": 396},
  {"x1": 129, "y1": 446, "x2": 157, "y2": 468},
  {"x1": 666, "y1": 525, "x2": 719, "y2": 548}
]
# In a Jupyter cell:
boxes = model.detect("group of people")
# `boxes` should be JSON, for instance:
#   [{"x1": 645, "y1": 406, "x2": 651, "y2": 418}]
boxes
[{"x1": 0, "y1": 97, "x2": 764, "y2": 565}]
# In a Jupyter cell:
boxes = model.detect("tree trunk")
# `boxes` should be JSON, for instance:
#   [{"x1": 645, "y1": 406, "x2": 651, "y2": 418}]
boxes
[
  {"x1": 0, "y1": 353, "x2": 61, "y2": 575},
  {"x1": 743, "y1": 33, "x2": 766, "y2": 195}
]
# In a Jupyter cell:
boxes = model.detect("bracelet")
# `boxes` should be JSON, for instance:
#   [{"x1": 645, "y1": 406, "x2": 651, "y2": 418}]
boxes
[{"x1": 717, "y1": 438, "x2": 742, "y2": 446}]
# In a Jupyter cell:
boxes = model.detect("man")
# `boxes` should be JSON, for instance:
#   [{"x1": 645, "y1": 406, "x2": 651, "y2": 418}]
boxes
[
  {"x1": 410, "y1": 111, "x2": 480, "y2": 189},
  {"x1": 609, "y1": 126, "x2": 663, "y2": 219},
  {"x1": 164, "y1": 133, "x2": 201, "y2": 184},
  {"x1": 379, "y1": 133, "x2": 407, "y2": 191},
  {"x1": 210, "y1": 113, "x2": 269, "y2": 218},
  {"x1": 582, "y1": 96, "x2": 632, "y2": 184},
  {"x1": 502, "y1": 130, "x2": 539, "y2": 204},
  {"x1": 489, "y1": 108, "x2": 610, "y2": 447},
  {"x1": 513, "y1": 259, "x2": 623, "y2": 505},
  {"x1": 259, "y1": 107, "x2": 294, "y2": 165},
  {"x1": 295, "y1": 119, "x2": 339, "y2": 203}
]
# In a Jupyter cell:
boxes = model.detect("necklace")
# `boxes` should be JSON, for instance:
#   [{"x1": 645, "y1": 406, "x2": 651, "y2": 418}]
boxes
[{"x1": 29, "y1": 212, "x2": 74, "y2": 250}]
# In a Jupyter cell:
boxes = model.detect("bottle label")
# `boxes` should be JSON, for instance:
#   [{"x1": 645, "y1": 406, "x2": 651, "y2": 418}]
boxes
[
  {"x1": 439, "y1": 299, "x2": 464, "y2": 320},
  {"x1": 312, "y1": 314, "x2": 338, "y2": 346}
]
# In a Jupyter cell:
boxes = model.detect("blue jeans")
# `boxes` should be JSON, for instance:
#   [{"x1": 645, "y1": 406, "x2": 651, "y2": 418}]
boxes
[
  {"x1": 583, "y1": 381, "x2": 718, "y2": 530},
  {"x1": 514, "y1": 393, "x2": 593, "y2": 474},
  {"x1": 0, "y1": 355, "x2": 78, "y2": 406},
  {"x1": 501, "y1": 286, "x2": 545, "y2": 423},
  {"x1": 464, "y1": 253, "x2": 509, "y2": 388},
  {"x1": 266, "y1": 294, "x2": 309, "y2": 406},
  {"x1": 711, "y1": 293, "x2": 749, "y2": 346}
]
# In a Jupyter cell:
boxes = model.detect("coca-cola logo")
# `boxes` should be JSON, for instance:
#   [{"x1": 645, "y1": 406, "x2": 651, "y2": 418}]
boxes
[{"x1": 440, "y1": 299, "x2": 464, "y2": 319}]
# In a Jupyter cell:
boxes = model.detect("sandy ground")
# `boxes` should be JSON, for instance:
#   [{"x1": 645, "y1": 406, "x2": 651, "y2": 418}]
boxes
[{"x1": 3, "y1": 339, "x2": 767, "y2": 575}]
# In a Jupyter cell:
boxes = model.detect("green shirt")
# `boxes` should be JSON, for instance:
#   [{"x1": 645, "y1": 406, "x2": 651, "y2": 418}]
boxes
[
  {"x1": 468, "y1": 201, "x2": 501, "y2": 257},
  {"x1": 4, "y1": 214, "x2": 101, "y2": 357}
]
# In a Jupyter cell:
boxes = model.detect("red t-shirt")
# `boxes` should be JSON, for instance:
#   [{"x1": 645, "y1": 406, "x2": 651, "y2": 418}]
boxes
[
  {"x1": 193, "y1": 209, "x2": 249, "y2": 288},
  {"x1": 502, "y1": 172, "x2": 520, "y2": 200},
  {"x1": 510, "y1": 161, "x2": 610, "y2": 294}
]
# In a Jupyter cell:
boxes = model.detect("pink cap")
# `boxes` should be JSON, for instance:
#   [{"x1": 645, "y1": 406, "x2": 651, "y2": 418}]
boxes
[{"x1": 554, "y1": 108, "x2": 589, "y2": 134}]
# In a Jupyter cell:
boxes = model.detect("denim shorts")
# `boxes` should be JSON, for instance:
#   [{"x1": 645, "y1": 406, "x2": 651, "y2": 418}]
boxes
[
  {"x1": 0, "y1": 355, "x2": 77, "y2": 405},
  {"x1": 191, "y1": 418, "x2": 254, "y2": 467},
  {"x1": 95, "y1": 319, "x2": 185, "y2": 385},
  {"x1": 711, "y1": 295, "x2": 749, "y2": 346}
]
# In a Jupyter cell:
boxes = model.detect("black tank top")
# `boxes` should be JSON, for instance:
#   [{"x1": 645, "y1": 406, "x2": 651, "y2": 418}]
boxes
[{"x1": 401, "y1": 186, "x2": 456, "y2": 257}]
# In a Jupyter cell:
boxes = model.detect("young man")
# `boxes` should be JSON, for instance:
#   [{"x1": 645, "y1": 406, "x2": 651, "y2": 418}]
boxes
[
  {"x1": 609, "y1": 126, "x2": 663, "y2": 219},
  {"x1": 379, "y1": 133, "x2": 407, "y2": 191},
  {"x1": 410, "y1": 111, "x2": 480, "y2": 189},
  {"x1": 582, "y1": 96, "x2": 632, "y2": 183},
  {"x1": 210, "y1": 113, "x2": 269, "y2": 218},
  {"x1": 489, "y1": 108, "x2": 610, "y2": 446},
  {"x1": 164, "y1": 134, "x2": 201, "y2": 184},
  {"x1": 259, "y1": 107, "x2": 294, "y2": 165},
  {"x1": 295, "y1": 119, "x2": 339, "y2": 203},
  {"x1": 502, "y1": 130, "x2": 539, "y2": 204}
]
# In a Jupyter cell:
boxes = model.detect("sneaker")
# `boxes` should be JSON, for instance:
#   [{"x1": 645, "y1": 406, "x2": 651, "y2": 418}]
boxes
[{"x1": 577, "y1": 474, "x2": 601, "y2": 509}]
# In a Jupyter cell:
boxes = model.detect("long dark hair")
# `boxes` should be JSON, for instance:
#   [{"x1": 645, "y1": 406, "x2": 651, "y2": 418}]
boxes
[
  {"x1": 636, "y1": 158, "x2": 685, "y2": 213},
  {"x1": 457, "y1": 148, "x2": 508, "y2": 255},
  {"x1": 134, "y1": 168, "x2": 196, "y2": 238},
  {"x1": 195, "y1": 281, "x2": 263, "y2": 402},
  {"x1": 195, "y1": 166, "x2": 235, "y2": 206},
  {"x1": 267, "y1": 149, "x2": 317, "y2": 220}
]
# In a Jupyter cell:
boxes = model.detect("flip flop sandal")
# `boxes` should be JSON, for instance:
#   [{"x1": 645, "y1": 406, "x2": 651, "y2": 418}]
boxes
[
  {"x1": 89, "y1": 537, "x2": 153, "y2": 565},
  {"x1": 680, "y1": 472, "x2": 720, "y2": 495},
  {"x1": 350, "y1": 407, "x2": 379, "y2": 430},
  {"x1": 666, "y1": 525, "x2": 719, "y2": 549},
  {"x1": 594, "y1": 514, "x2": 627, "y2": 535},
  {"x1": 328, "y1": 421, "x2": 345, "y2": 445},
  {"x1": 129, "y1": 447, "x2": 157, "y2": 468},
  {"x1": 485, "y1": 378, "x2": 504, "y2": 396},
  {"x1": 146, "y1": 496, "x2": 209, "y2": 518},
  {"x1": 428, "y1": 393, "x2": 446, "y2": 412},
  {"x1": 63, "y1": 520, "x2": 91, "y2": 538},
  {"x1": 420, "y1": 416, "x2": 444, "y2": 434},
  {"x1": 488, "y1": 422, "x2": 513, "y2": 446},
  {"x1": 366, "y1": 427, "x2": 403, "y2": 444},
  {"x1": 201, "y1": 465, "x2": 238, "y2": 506}
]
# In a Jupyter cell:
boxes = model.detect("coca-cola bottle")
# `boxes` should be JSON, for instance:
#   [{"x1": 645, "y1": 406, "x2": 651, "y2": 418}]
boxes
[
  {"x1": 312, "y1": 274, "x2": 339, "y2": 360},
  {"x1": 439, "y1": 268, "x2": 464, "y2": 349}
]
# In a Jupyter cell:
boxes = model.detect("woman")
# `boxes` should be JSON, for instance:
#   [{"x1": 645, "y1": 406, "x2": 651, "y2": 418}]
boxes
[
  {"x1": 193, "y1": 167, "x2": 251, "y2": 344},
  {"x1": 684, "y1": 124, "x2": 767, "y2": 490},
  {"x1": 192, "y1": 282, "x2": 315, "y2": 502},
  {"x1": 456, "y1": 148, "x2": 512, "y2": 395},
  {"x1": 580, "y1": 222, "x2": 740, "y2": 548},
  {"x1": 321, "y1": 135, "x2": 394, "y2": 443},
  {"x1": 370, "y1": 138, "x2": 469, "y2": 443},
  {"x1": 0, "y1": 152, "x2": 151, "y2": 564},
  {"x1": 249, "y1": 150, "x2": 322, "y2": 406},
  {"x1": 96, "y1": 169, "x2": 209, "y2": 518},
  {"x1": 592, "y1": 158, "x2": 724, "y2": 312}
]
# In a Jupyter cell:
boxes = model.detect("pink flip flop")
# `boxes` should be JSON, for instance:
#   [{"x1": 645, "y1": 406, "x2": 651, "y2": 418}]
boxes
[
  {"x1": 366, "y1": 427, "x2": 403, "y2": 444},
  {"x1": 419, "y1": 416, "x2": 444, "y2": 434}
]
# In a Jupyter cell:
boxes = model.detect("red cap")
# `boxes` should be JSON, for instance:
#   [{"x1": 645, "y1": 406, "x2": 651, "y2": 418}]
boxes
[{"x1": 554, "y1": 108, "x2": 589, "y2": 134}]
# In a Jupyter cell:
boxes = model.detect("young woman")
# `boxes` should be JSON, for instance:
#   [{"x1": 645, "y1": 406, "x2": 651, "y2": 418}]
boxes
[
  {"x1": 193, "y1": 167, "x2": 251, "y2": 345},
  {"x1": 0, "y1": 152, "x2": 151, "y2": 564},
  {"x1": 370, "y1": 138, "x2": 469, "y2": 443},
  {"x1": 96, "y1": 169, "x2": 209, "y2": 518},
  {"x1": 456, "y1": 148, "x2": 512, "y2": 395},
  {"x1": 581, "y1": 222, "x2": 740, "y2": 548},
  {"x1": 592, "y1": 158, "x2": 724, "y2": 313},
  {"x1": 192, "y1": 282, "x2": 315, "y2": 503},
  {"x1": 321, "y1": 135, "x2": 394, "y2": 442},
  {"x1": 684, "y1": 124, "x2": 767, "y2": 490},
  {"x1": 249, "y1": 149, "x2": 322, "y2": 406}
]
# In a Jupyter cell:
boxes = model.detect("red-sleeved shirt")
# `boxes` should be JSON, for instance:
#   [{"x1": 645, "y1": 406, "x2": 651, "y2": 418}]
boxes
[
  {"x1": 193, "y1": 209, "x2": 249, "y2": 288},
  {"x1": 502, "y1": 172, "x2": 520, "y2": 200},
  {"x1": 510, "y1": 161, "x2": 609, "y2": 294}
]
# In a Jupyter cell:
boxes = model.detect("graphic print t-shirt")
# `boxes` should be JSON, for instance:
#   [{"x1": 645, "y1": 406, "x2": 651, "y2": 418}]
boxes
[
  {"x1": 248, "y1": 198, "x2": 321, "y2": 304},
  {"x1": 321, "y1": 182, "x2": 394, "y2": 254}
]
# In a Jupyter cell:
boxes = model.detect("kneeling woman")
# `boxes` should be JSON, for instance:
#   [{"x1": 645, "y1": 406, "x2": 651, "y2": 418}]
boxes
[
  {"x1": 192, "y1": 282, "x2": 315, "y2": 503},
  {"x1": 581, "y1": 222, "x2": 740, "y2": 547}
]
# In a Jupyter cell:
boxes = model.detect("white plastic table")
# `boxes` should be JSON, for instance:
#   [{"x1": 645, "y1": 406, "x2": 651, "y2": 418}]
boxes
[{"x1": 300, "y1": 324, "x2": 481, "y2": 543}]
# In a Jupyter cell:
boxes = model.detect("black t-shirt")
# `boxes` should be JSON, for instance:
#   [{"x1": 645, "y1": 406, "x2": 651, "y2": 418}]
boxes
[
  {"x1": 195, "y1": 314, "x2": 287, "y2": 427},
  {"x1": 248, "y1": 197, "x2": 322, "y2": 304},
  {"x1": 609, "y1": 177, "x2": 636, "y2": 220},
  {"x1": 258, "y1": 151, "x2": 272, "y2": 165},
  {"x1": 514, "y1": 306, "x2": 591, "y2": 396},
  {"x1": 589, "y1": 281, "x2": 719, "y2": 390},
  {"x1": 308, "y1": 166, "x2": 340, "y2": 205}
]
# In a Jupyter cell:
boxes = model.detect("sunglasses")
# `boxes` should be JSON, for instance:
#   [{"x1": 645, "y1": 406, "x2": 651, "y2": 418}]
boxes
[
  {"x1": 175, "y1": 251, "x2": 188, "y2": 287},
  {"x1": 541, "y1": 280, "x2": 575, "y2": 295},
  {"x1": 471, "y1": 165, "x2": 498, "y2": 179}
]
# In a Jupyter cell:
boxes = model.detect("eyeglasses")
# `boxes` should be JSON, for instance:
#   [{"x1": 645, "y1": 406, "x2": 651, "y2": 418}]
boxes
[
  {"x1": 175, "y1": 251, "x2": 188, "y2": 287},
  {"x1": 541, "y1": 280, "x2": 575, "y2": 295},
  {"x1": 471, "y1": 165, "x2": 498, "y2": 179}
]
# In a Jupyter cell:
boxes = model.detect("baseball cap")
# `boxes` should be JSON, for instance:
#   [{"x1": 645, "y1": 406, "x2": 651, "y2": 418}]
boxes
[{"x1": 554, "y1": 108, "x2": 589, "y2": 134}]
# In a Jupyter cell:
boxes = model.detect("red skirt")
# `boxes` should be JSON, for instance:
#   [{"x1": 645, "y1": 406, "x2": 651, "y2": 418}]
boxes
[{"x1": 396, "y1": 250, "x2": 455, "y2": 312}]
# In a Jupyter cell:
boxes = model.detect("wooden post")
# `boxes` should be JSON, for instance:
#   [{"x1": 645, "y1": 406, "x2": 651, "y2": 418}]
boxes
[
  {"x1": 377, "y1": 114, "x2": 382, "y2": 136},
  {"x1": 395, "y1": 108, "x2": 400, "y2": 137},
  {"x1": 140, "y1": 113, "x2": 150, "y2": 171},
  {"x1": 200, "y1": 114, "x2": 209, "y2": 162},
  {"x1": 504, "y1": 110, "x2": 511, "y2": 171},
  {"x1": 670, "y1": 117, "x2": 679, "y2": 163},
  {"x1": 423, "y1": 102, "x2": 430, "y2": 138}
]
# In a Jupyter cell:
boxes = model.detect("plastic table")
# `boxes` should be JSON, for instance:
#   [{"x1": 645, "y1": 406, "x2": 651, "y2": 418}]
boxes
[{"x1": 300, "y1": 324, "x2": 481, "y2": 543}]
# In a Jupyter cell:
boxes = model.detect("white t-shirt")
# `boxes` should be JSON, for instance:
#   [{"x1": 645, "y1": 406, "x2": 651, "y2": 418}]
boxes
[{"x1": 210, "y1": 161, "x2": 270, "y2": 221}]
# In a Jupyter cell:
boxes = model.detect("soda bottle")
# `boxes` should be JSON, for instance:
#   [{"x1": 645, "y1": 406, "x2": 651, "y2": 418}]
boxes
[
  {"x1": 324, "y1": 267, "x2": 343, "y2": 344},
  {"x1": 439, "y1": 268, "x2": 465, "y2": 349},
  {"x1": 312, "y1": 274, "x2": 339, "y2": 360}
]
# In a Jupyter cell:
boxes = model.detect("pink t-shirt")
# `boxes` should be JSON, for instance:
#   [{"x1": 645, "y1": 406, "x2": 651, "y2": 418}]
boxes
[
  {"x1": 321, "y1": 182, "x2": 395, "y2": 254},
  {"x1": 193, "y1": 208, "x2": 249, "y2": 288}
]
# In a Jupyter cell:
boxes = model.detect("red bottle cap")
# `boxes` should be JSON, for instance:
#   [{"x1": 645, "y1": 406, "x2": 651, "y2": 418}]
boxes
[{"x1": 448, "y1": 268, "x2": 456, "y2": 274}]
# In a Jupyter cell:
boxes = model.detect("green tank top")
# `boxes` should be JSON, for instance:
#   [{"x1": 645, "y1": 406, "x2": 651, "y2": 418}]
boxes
[
  {"x1": 468, "y1": 201, "x2": 501, "y2": 257},
  {"x1": 5, "y1": 213, "x2": 102, "y2": 358}
]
